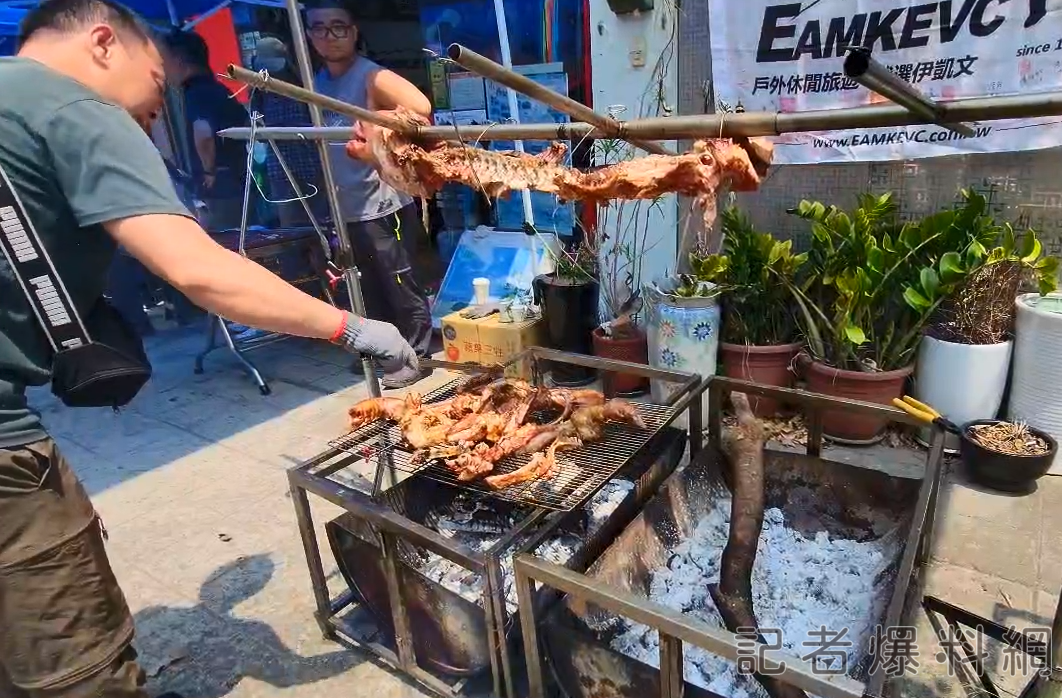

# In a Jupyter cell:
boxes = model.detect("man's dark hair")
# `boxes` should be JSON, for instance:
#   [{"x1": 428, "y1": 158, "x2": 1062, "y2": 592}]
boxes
[
  {"x1": 305, "y1": 0, "x2": 354, "y2": 16},
  {"x1": 162, "y1": 28, "x2": 210, "y2": 70},
  {"x1": 18, "y1": 0, "x2": 150, "y2": 48}
]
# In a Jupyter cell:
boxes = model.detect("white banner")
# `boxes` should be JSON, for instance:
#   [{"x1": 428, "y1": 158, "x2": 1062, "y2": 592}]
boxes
[{"x1": 708, "y1": 0, "x2": 1062, "y2": 163}]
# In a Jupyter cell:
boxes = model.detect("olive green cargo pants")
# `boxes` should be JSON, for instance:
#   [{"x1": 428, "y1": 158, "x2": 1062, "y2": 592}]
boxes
[{"x1": 0, "y1": 439, "x2": 148, "y2": 697}]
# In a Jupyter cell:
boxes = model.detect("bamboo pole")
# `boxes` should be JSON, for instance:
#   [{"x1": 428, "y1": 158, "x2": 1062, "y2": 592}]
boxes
[
  {"x1": 446, "y1": 43, "x2": 675, "y2": 156},
  {"x1": 220, "y1": 63, "x2": 1062, "y2": 142}
]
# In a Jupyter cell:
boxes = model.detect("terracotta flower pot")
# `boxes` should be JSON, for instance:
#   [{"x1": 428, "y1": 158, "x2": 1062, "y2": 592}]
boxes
[
  {"x1": 592, "y1": 327, "x2": 649, "y2": 396},
  {"x1": 805, "y1": 361, "x2": 914, "y2": 444},
  {"x1": 720, "y1": 342, "x2": 802, "y2": 417}
]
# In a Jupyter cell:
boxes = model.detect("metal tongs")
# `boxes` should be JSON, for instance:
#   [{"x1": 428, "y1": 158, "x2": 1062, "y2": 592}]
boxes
[
  {"x1": 419, "y1": 358, "x2": 501, "y2": 374},
  {"x1": 420, "y1": 355, "x2": 544, "y2": 386},
  {"x1": 892, "y1": 395, "x2": 960, "y2": 435}
]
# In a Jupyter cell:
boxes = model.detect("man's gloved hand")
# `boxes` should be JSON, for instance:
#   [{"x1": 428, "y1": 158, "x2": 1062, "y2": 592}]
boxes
[{"x1": 332, "y1": 313, "x2": 418, "y2": 374}]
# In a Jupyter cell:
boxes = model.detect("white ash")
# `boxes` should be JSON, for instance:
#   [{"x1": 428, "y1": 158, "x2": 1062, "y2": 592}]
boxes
[
  {"x1": 611, "y1": 499, "x2": 895, "y2": 698},
  {"x1": 419, "y1": 480, "x2": 636, "y2": 613}
]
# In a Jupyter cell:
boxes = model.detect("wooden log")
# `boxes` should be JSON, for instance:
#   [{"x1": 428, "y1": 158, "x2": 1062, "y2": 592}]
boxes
[{"x1": 709, "y1": 392, "x2": 809, "y2": 698}]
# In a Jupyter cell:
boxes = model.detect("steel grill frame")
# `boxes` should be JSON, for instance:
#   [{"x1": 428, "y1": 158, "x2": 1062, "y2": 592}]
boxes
[
  {"x1": 328, "y1": 381, "x2": 681, "y2": 511},
  {"x1": 512, "y1": 376, "x2": 950, "y2": 698},
  {"x1": 286, "y1": 348, "x2": 707, "y2": 698}
]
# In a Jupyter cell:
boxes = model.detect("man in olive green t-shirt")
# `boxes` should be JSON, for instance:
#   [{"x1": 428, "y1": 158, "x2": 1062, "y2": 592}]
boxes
[{"x1": 0, "y1": 0, "x2": 419, "y2": 695}]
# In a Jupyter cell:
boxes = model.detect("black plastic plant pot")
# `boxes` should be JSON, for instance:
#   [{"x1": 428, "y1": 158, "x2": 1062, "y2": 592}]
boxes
[
  {"x1": 960, "y1": 419, "x2": 1058, "y2": 494},
  {"x1": 533, "y1": 274, "x2": 600, "y2": 387}
]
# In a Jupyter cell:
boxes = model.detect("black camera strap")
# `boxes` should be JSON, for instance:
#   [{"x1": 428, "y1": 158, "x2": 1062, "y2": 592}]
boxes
[{"x1": 0, "y1": 162, "x2": 91, "y2": 353}]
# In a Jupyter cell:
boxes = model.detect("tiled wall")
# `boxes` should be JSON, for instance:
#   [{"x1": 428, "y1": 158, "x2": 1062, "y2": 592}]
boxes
[{"x1": 676, "y1": 0, "x2": 1062, "y2": 267}]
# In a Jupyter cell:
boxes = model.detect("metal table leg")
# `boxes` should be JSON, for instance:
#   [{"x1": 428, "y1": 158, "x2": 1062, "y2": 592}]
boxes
[
  {"x1": 194, "y1": 313, "x2": 273, "y2": 395},
  {"x1": 193, "y1": 312, "x2": 219, "y2": 374}
]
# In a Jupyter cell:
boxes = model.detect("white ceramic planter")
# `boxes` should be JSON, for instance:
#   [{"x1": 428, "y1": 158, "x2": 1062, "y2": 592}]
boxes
[
  {"x1": 1010, "y1": 293, "x2": 1062, "y2": 474},
  {"x1": 913, "y1": 336, "x2": 1012, "y2": 452},
  {"x1": 644, "y1": 279, "x2": 720, "y2": 417}
]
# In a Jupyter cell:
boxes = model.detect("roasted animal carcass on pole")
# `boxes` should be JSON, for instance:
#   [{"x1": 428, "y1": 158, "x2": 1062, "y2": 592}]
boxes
[
  {"x1": 344, "y1": 108, "x2": 774, "y2": 229},
  {"x1": 345, "y1": 376, "x2": 647, "y2": 490}
]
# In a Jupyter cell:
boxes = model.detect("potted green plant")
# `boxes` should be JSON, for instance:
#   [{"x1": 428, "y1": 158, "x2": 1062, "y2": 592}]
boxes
[
  {"x1": 592, "y1": 202, "x2": 652, "y2": 394},
  {"x1": 915, "y1": 191, "x2": 1058, "y2": 449},
  {"x1": 790, "y1": 192, "x2": 983, "y2": 443},
  {"x1": 699, "y1": 207, "x2": 808, "y2": 416},
  {"x1": 533, "y1": 235, "x2": 600, "y2": 386}
]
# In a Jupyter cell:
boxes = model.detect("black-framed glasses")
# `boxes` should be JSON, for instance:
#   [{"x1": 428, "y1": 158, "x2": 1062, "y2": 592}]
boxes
[{"x1": 308, "y1": 23, "x2": 353, "y2": 40}]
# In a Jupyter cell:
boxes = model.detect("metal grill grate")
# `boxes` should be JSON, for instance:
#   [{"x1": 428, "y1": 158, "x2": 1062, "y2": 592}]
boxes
[{"x1": 329, "y1": 379, "x2": 678, "y2": 511}]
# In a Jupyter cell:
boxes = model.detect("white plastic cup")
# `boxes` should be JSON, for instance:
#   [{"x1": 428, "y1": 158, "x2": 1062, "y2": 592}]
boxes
[{"x1": 473, "y1": 277, "x2": 490, "y2": 305}]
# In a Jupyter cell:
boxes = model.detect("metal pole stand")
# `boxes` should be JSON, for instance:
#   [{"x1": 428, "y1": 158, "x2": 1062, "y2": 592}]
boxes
[
  {"x1": 194, "y1": 127, "x2": 278, "y2": 395},
  {"x1": 194, "y1": 112, "x2": 340, "y2": 396}
]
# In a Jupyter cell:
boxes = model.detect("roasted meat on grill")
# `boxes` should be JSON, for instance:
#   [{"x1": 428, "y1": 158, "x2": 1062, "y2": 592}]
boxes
[
  {"x1": 345, "y1": 108, "x2": 773, "y2": 229},
  {"x1": 484, "y1": 435, "x2": 581, "y2": 490},
  {"x1": 345, "y1": 381, "x2": 650, "y2": 489},
  {"x1": 348, "y1": 394, "x2": 421, "y2": 430}
]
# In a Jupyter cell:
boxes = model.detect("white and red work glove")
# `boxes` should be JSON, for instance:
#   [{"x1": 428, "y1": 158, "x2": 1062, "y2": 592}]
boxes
[{"x1": 331, "y1": 312, "x2": 418, "y2": 374}]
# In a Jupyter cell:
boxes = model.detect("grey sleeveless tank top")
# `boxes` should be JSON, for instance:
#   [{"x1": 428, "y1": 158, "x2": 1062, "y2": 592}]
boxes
[{"x1": 316, "y1": 58, "x2": 412, "y2": 223}]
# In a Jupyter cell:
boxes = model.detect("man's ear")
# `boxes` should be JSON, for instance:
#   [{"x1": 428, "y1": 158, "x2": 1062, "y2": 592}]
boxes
[{"x1": 87, "y1": 23, "x2": 119, "y2": 62}]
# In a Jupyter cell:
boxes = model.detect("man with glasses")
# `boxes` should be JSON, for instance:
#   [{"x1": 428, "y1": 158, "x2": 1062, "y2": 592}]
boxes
[{"x1": 307, "y1": 0, "x2": 435, "y2": 389}]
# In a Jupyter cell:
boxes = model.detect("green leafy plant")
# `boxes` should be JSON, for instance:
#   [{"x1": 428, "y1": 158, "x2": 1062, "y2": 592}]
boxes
[
  {"x1": 791, "y1": 190, "x2": 1059, "y2": 371},
  {"x1": 927, "y1": 191, "x2": 1058, "y2": 344},
  {"x1": 686, "y1": 207, "x2": 806, "y2": 344},
  {"x1": 549, "y1": 234, "x2": 598, "y2": 285},
  {"x1": 671, "y1": 251, "x2": 728, "y2": 298},
  {"x1": 790, "y1": 192, "x2": 961, "y2": 371}
]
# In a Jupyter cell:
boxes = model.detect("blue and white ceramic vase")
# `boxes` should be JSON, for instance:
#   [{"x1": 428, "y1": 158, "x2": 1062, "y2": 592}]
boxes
[{"x1": 645, "y1": 278, "x2": 721, "y2": 408}]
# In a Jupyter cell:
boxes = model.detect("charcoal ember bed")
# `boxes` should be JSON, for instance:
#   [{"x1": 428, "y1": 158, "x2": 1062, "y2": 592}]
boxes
[
  {"x1": 543, "y1": 447, "x2": 922, "y2": 698},
  {"x1": 324, "y1": 440, "x2": 681, "y2": 682},
  {"x1": 419, "y1": 479, "x2": 636, "y2": 613},
  {"x1": 329, "y1": 379, "x2": 676, "y2": 511}
]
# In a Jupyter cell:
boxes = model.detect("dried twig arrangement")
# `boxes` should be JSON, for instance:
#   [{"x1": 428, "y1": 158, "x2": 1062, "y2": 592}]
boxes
[
  {"x1": 709, "y1": 392, "x2": 809, "y2": 698},
  {"x1": 967, "y1": 421, "x2": 1051, "y2": 456},
  {"x1": 929, "y1": 261, "x2": 1026, "y2": 345}
]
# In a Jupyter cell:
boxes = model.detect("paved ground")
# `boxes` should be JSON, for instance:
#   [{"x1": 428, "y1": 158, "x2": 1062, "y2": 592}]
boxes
[{"x1": 35, "y1": 321, "x2": 1062, "y2": 698}]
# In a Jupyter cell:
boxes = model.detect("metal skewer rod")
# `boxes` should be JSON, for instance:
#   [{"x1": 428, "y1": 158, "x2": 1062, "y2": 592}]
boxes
[
  {"x1": 445, "y1": 43, "x2": 676, "y2": 157},
  {"x1": 218, "y1": 89, "x2": 1062, "y2": 143},
  {"x1": 843, "y1": 47, "x2": 977, "y2": 138},
  {"x1": 227, "y1": 64, "x2": 415, "y2": 135}
]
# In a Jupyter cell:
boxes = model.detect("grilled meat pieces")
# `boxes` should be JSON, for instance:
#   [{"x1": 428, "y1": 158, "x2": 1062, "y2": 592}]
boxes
[
  {"x1": 484, "y1": 436, "x2": 581, "y2": 490},
  {"x1": 345, "y1": 381, "x2": 650, "y2": 490},
  {"x1": 348, "y1": 394, "x2": 421, "y2": 430}
]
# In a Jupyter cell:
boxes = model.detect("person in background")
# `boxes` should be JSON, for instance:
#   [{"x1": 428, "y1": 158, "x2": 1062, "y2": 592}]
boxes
[
  {"x1": 0, "y1": 1, "x2": 418, "y2": 694},
  {"x1": 161, "y1": 29, "x2": 250, "y2": 231},
  {"x1": 251, "y1": 36, "x2": 327, "y2": 229},
  {"x1": 106, "y1": 123, "x2": 199, "y2": 335},
  {"x1": 307, "y1": 0, "x2": 434, "y2": 389}
]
